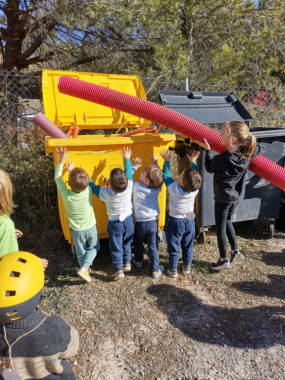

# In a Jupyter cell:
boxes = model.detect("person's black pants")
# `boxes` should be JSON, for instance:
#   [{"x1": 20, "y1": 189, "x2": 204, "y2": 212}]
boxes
[{"x1": 215, "y1": 201, "x2": 239, "y2": 259}]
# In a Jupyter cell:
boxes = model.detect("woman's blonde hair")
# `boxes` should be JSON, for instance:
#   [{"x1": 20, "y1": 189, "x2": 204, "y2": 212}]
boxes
[
  {"x1": 0, "y1": 170, "x2": 15, "y2": 216},
  {"x1": 225, "y1": 120, "x2": 256, "y2": 160}
]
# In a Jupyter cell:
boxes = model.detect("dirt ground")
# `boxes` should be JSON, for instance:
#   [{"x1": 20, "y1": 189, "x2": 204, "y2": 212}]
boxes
[{"x1": 19, "y1": 217, "x2": 285, "y2": 380}]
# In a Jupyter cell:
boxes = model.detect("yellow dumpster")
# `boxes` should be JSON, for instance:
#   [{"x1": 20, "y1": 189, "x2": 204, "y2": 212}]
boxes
[{"x1": 43, "y1": 69, "x2": 176, "y2": 244}]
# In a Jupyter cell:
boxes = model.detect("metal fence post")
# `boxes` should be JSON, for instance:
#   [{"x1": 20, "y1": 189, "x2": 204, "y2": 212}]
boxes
[{"x1": 184, "y1": 78, "x2": 189, "y2": 92}]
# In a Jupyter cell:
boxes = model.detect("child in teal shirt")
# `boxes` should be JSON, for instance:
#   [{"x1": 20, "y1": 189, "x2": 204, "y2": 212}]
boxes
[{"x1": 89, "y1": 147, "x2": 134, "y2": 281}]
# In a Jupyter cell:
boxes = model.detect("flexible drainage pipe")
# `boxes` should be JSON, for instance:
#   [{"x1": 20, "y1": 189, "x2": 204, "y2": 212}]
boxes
[
  {"x1": 57, "y1": 76, "x2": 285, "y2": 191},
  {"x1": 33, "y1": 112, "x2": 68, "y2": 139}
]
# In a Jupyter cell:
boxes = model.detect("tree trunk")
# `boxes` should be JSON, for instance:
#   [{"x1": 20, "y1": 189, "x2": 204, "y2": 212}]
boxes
[{"x1": 3, "y1": 39, "x2": 22, "y2": 72}]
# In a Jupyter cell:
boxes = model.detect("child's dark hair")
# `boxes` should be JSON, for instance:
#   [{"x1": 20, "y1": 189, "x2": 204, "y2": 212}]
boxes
[
  {"x1": 181, "y1": 168, "x2": 202, "y2": 193},
  {"x1": 145, "y1": 165, "x2": 163, "y2": 189},
  {"x1": 110, "y1": 168, "x2": 128, "y2": 193},
  {"x1": 69, "y1": 168, "x2": 89, "y2": 192}
]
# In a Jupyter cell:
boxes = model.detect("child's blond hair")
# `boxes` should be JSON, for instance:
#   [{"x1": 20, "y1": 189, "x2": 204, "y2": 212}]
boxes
[
  {"x1": 145, "y1": 165, "x2": 163, "y2": 189},
  {"x1": 0, "y1": 170, "x2": 15, "y2": 216},
  {"x1": 225, "y1": 120, "x2": 256, "y2": 160}
]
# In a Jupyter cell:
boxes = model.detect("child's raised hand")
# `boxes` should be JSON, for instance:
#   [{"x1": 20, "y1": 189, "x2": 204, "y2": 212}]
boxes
[
  {"x1": 132, "y1": 157, "x2": 142, "y2": 169},
  {"x1": 149, "y1": 153, "x2": 159, "y2": 165},
  {"x1": 121, "y1": 147, "x2": 132, "y2": 159},
  {"x1": 160, "y1": 149, "x2": 171, "y2": 161},
  {"x1": 187, "y1": 150, "x2": 200, "y2": 163},
  {"x1": 56, "y1": 146, "x2": 70, "y2": 165},
  {"x1": 15, "y1": 229, "x2": 23, "y2": 239},
  {"x1": 41, "y1": 258, "x2": 48, "y2": 271},
  {"x1": 65, "y1": 159, "x2": 74, "y2": 172},
  {"x1": 194, "y1": 138, "x2": 211, "y2": 150},
  {"x1": 79, "y1": 165, "x2": 88, "y2": 174}
]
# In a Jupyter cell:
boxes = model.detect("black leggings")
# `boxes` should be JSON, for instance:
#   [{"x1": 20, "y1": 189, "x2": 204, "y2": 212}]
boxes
[{"x1": 215, "y1": 201, "x2": 239, "y2": 259}]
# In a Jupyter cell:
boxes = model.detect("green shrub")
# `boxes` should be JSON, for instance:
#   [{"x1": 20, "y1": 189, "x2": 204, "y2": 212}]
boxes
[{"x1": 0, "y1": 126, "x2": 59, "y2": 232}]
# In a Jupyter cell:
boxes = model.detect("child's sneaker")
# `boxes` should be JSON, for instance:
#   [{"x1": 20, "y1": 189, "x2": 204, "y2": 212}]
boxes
[
  {"x1": 123, "y1": 263, "x2": 131, "y2": 272},
  {"x1": 152, "y1": 265, "x2": 165, "y2": 279},
  {"x1": 182, "y1": 265, "x2": 191, "y2": 275},
  {"x1": 211, "y1": 258, "x2": 232, "y2": 271},
  {"x1": 77, "y1": 267, "x2": 91, "y2": 283},
  {"x1": 167, "y1": 268, "x2": 178, "y2": 278},
  {"x1": 114, "y1": 270, "x2": 125, "y2": 281},
  {"x1": 231, "y1": 250, "x2": 245, "y2": 266},
  {"x1": 133, "y1": 259, "x2": 142, "y2": 269}
]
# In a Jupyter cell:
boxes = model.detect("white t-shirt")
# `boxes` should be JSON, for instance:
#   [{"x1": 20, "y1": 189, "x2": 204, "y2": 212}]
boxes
[
  {"x1": 168, "y1": 182, "x2": 199, "y2": 219},
  {"x1": 99, "y1": 181, "x2": 133, "y2": 221},
  {"x1": 133, "y1": 182, "x2": 161, "y2": 222}
]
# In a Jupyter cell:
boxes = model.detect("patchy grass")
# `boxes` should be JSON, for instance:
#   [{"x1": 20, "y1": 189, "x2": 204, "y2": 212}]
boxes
[{"x1": 19, "y1": 218, "x2": 285, "y2": 380}]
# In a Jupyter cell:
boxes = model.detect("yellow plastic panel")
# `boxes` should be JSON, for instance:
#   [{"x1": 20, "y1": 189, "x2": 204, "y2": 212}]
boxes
[
  {"x1": 42, "y1": 69, "x2": 151, "y2": 130},
  {"x1": 46, "y1": 134, "x2": 176, "y2": 243}
]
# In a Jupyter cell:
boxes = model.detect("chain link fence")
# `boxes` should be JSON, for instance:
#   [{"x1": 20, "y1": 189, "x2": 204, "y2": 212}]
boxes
[
  {"x1": 0, "y1": 71, "x2": 42, "y2": 144},
  {"x1": 0, "y1": 71, "x2": 284, "y2": 144}
]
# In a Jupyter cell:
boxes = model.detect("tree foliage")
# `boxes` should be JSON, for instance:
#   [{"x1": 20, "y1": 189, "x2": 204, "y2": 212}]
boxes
[
  {"x1": 174, "y1": 0, "x2": 285, "y2": 84},
  {"x1": 0, "y1": 0, "x2": 180, "y2": 72},
  {"x1": 0, "y1": 0, "x2": 284, "y2": 84}
]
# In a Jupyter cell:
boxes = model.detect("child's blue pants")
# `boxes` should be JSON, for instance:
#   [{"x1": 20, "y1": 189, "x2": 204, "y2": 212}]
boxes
[
  {"x1": 107, "y1": 215, "x2": 134, "y2": 271},
  {"x1": 166, "y1": 217, "x2": 195, "y2": 269},
  {"x1": 71, "y1": 225, "x2": 100, "y2": 268},
  {"x1": 134, "y1": 220, "x2": 159, "y2": 272}
]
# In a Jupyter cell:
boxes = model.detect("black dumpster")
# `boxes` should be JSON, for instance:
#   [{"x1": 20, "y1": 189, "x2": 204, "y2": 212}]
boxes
[
  {"x1": 159, "y1": 91, "x2": 285, "y2": 242},
  {"x1": 159, "y1": 91, "x2": 254, "y2": 125}
]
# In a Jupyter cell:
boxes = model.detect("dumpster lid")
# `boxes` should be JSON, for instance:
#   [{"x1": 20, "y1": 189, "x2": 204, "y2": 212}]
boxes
[
  {"x1": 42, "y1": 69, "x2": 151, "y2": 130},
  {"x1": 159, "y1": 91, "x2": 253, "y2": 124}
]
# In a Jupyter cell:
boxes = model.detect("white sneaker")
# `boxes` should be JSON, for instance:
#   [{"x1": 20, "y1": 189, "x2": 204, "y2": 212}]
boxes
[
  {"x1": 211, "y1": 259, "x2": 232, "y2": 271},
  {"x1": 231, "y1": 250, "x2": 245, "y2": 266},
  {"x1": 114, "y1": 270, "x2": 125, "y2": 281},
  {"x1": 123, "y1": 263, "x2": 131, "y2": 272},
  {"x1": 182, "y1": 265, "x2": 191, "y2": 276},
  {"x1": 167, "y1": 269, "x2": 178, "y2": 278}
]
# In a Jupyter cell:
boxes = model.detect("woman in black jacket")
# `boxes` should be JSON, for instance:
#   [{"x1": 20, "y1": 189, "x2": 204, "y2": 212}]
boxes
[{"x1": 195, "y1": 120, "x2": 265, "y2": 271}]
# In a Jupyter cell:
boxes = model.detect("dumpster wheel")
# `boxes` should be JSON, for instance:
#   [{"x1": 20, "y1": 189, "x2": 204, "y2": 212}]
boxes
[
  {"x1": 158, "y1": 230, "x2": 166, "y2": 246},
  {"x1": 197, "y1": 231, "x2": 207, "y2": 244},
  {"x1": 268, "y1": 219, "x2": 275, "y2": 239}
]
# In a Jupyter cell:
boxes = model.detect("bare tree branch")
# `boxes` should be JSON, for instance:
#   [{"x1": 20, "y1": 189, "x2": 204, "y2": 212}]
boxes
[
  {"x1": 19, "y1": 42, "x2": 84, "y2": 66},
  {"x1": 17, "y1": 18, "x2": 57, "y2": 62}
]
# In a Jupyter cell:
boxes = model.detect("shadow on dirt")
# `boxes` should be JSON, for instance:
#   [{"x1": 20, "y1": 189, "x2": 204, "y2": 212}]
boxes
[{"x1": 147, "y1": 283, "x2": 285, "y2": 349}]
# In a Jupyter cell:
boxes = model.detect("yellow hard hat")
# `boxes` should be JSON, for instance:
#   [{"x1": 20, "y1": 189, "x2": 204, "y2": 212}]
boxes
[{"x1": 0, "y1": 251, "x2": 44, "y2": 323}]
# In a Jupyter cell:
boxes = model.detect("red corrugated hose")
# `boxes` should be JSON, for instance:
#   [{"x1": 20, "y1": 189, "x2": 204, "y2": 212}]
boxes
[{"x1": 57, "y1": 76, "x2": 285, "y2": 191}]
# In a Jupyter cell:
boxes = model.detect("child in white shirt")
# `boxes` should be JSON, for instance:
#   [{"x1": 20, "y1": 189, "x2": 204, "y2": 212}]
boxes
[
  {"x1": 160, "y1": 149, "x2": 201, "y2": 278},
  {"x1": 132, "y1": 154, "x2": 164, "y2": 278}
]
